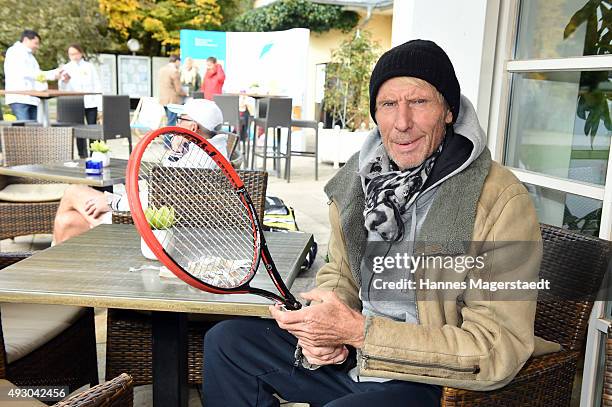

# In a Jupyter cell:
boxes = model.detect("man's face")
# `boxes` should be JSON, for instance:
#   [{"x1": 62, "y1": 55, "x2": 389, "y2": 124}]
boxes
[
  {"x1": 206, "y1": 61, "x2": 214, "y2": 70},
  {"x1": 375, "y1": 77, "x2": 452, "y2": 170},
  {"x1": 22, "y1": 37, "x2": 40, "y2": 53},
  {"x1": 177, "y1": 115, "x2": 199, "y2": 133}
]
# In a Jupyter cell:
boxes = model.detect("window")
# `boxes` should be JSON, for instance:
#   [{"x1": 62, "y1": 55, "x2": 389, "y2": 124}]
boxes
[{"x1": 503, "y1": 0, "x2": 611, "y2": 238}]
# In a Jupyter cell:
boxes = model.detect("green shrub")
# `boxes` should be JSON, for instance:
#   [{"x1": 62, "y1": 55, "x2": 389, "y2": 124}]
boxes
[{"x1": 230, "y1": 0, "x2": 359, "y2": 33}]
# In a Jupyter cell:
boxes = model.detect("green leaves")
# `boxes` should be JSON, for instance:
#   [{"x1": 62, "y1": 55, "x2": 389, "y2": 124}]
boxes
[
  {"x1": 230, "y1": 0, "x2": 358, "y2": 33},
  {"x1": 563, "y1": 0, "x2": 611, "y2": 142},
  {"x1": 145, "y1": 205, "x2": 176, "y2": 229},
  {"x1": 89, "y1": 140, "x2": 110, "y2": 153},
  {"x1": 323, "y1": 31, "x2": 380, "y2": 131}
]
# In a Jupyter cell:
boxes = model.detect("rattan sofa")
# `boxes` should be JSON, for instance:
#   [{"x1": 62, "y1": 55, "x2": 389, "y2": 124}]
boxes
[
  {"x1": 0, "y1": 127, "x2": 73, "y2": 240},
  {"x1": 440, "y1": 224, "x2": 610, "y2": 406},
  {"x1": 0, "y1": 252, "x2": 99, "y2": 401},
  {"x1": 0, "y1": 372, "x2": 133, "y2": 407}
]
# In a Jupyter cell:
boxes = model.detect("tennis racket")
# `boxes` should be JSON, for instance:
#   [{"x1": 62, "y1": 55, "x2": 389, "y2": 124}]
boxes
[{"x1": 125, "y1": 126, "x2": 302, "y2": 311}]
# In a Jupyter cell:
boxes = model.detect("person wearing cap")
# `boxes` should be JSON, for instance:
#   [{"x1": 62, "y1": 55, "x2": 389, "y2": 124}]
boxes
[
  {"x1": 202, "y1": 40, "x2": 549, "y2": 406},
  {"x1": 52, "y1": 99, "x2": 228, "y2": 245}
]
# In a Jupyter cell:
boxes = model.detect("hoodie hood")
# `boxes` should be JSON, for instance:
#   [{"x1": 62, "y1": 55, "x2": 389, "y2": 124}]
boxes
[{"x1": 358, "y1": 94, "x2": 486, "y2": 189}]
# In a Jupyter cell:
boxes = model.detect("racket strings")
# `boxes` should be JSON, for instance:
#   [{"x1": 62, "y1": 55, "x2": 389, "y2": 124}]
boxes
[{"x1": 138, "y1": 131, "x2": 258, "y2": 288}]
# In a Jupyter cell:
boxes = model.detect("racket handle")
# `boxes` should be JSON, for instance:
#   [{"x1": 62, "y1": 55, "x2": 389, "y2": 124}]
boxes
[{"x1": 284, "y1": 298, "x2": 302, "y2": 310}]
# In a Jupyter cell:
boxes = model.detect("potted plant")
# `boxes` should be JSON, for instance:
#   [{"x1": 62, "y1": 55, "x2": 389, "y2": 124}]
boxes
[
  {"x1": 90, "y1": 140, "x2": 111, "y2": 167},
  {"x1": 141, "y1": 205, "x2": 176, "y2": 260},
  {"x1": 320, "y1": 31, "x2": 380, "y2": 167}
]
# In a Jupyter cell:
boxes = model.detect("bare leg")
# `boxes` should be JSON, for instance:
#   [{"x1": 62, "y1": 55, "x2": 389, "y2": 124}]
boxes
[
  {"x1": 53, "y1": 185, "x2": 109, "y2": 244},
  {"x1": 53, "y1": 210, "x2": 91, "y2": 244}
]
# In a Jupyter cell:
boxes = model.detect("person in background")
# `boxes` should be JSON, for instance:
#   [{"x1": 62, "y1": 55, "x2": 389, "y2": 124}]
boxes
[
  {"x1": 180, "y1": 57, "x2": 201, "y2": 96},
  {"x1": 3, "y1": 30, "x2": 61, "y2": 121},
  {"x1": 201, "y1": 56, "x2": 225, "y2": 100},
  {"x1": 52, "y1": 99, "x2": 228, "y2": 245},
  {"x1": 159, "y1": 55, "x2": 187, "y2": 126},
  {"x1": 58, "y1": 43, "x2": 102, "y2": 158}
]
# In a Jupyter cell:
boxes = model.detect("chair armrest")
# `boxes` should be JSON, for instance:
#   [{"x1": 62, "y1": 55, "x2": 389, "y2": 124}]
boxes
[
  {"x1": 53, "y1": 373, "x2": 133, "y2": 406},
  {"x1": 442, "y1": 350, "x2": 578, "y2": 406},
  {"x1": 0, "y1": 308, "x2": 5, "y2": 379},
  {"x1": 0, "y1": 252, "x2": 33, "y2": 271},
  {"x1": 112, "y1": 211, "x2": 134, "y2": 225}
]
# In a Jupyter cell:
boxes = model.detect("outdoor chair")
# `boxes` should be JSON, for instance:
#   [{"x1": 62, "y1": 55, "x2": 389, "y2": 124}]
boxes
[
  {"x1": 440, "y1": 224, "x2": 611, "y2": 406},
  {"x1": 73, "y1": 95, "x2": 132, "y2": 153},
  {"x1": 288, "y1": 119, "x2": 320, "y2": 181},
  {"x1": 51, "y1": 96, "x2": 88, "y2": 158},
  {"x1": 250, "y1": 97, "x2": 292, "y2": 180},
  {"x1": 130, "y1": 97, "x2": 165, "y2": 139},
  {"x1": 105, "y1": 169, "x2": 268, "y2": 385},
  {"x1": 215, "y1": 131, "x2": 243, "y2": 169},
  {"x1": 52, "y1": 96, "x2": 86, "y2": 126},
  {"x1": 0, "y1": 373, "x2": 133, "y2": 407},
  {"x1": 0, "y1": 252, "x2": 99, "y2": 399},
  {"x1": 213, "y1": 95, "x2": 244, "y2": 163},
  {"x1": 0, "y1": 127, "x2": 73, "y2": 240}
]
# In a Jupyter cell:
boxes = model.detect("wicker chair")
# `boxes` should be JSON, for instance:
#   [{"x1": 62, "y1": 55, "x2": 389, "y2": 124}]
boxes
[
  {"x1": 0, "y1": 127, "x2": 73, "y2": 240},
  {"x1": 603, "y1": 326, "x2": 612, "y2": 406},
  {"x1": 441, "y1": 224, "x2": 611, "y2": 406},
  {"x1": 0, "y1": 251, "x2": 99, "y2": 400},
  {"x1": 106, "y1": 169, "x2": 268, "y2": 385},
  {"x1": 53, "y1": 373, "x2": 133, "y2": 407}
]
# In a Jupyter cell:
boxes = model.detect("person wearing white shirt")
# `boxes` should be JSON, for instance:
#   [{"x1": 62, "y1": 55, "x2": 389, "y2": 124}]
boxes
[
  {"x1": 58, "y1": 44, "x2": 103, "y2": 157},
  {"x1": 3, "y1": 30, "x2": 60, "y2": 121}
]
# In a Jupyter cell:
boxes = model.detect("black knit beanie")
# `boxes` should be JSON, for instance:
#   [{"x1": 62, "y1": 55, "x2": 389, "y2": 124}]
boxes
[{"x1": 369, "y1": 39, "x2": 460, "y2": 124}]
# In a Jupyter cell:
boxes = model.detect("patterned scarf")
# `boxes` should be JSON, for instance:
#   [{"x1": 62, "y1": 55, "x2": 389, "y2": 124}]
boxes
[{"x1": 362, "y1": 143, "x2": 443, "y2": 241}]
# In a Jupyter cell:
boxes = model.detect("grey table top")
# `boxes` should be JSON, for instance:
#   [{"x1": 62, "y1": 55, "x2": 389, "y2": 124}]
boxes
[
  {"x1": 0, "y1": 158, "x2": 128, "y2": 187},
  {"x1": 0, "y1": 224, "x2": 313, "y2": 317}
]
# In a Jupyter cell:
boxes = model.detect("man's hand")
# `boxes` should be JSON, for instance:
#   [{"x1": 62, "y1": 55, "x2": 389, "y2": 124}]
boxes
[
  {"x1": 299, "y1": 342, "x2": 349, "y2": 366},
  {"x1": 84, "y1": 196, "x2": 111, "y2": 219},
  {"x1": 171, "y1": 135, "x2": 188, "y2": 153},
  {"x1": 268, "y1": 289, "x2": 365, "y2": 349}
]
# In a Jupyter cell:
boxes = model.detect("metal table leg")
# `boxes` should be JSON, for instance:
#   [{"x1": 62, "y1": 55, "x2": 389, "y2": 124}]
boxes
[
  {"x1": 40, "y1": 98, "x2": 50, "y2": 127},
  {"x1": 152, "y1": 311, "x2": 188, "y2": 407}
]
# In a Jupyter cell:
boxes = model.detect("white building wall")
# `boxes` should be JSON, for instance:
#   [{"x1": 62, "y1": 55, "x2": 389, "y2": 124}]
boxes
[{"x1": 391, "y1": 0, "x2": 500, "y2": 129}]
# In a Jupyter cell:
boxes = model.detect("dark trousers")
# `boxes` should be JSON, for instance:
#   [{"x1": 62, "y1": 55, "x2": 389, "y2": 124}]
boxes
[
  {"x1": 76, "y1": 107, "x2": 98, "y2": 158},
  {"x1": 10, "y1": 103, "x2": 37, "y2": 121},
  {"x1": 203, "y1": 318, "x2": 442, "y2": 407}
]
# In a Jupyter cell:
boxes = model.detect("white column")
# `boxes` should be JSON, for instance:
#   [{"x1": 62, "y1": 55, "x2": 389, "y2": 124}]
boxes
[{"x1": 390, "y1": 0, "x2": 500, "y2": 127}]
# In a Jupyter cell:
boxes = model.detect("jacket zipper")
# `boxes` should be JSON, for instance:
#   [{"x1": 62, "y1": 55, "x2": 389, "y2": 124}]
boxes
[{"x1": 362, "y1": 354, "x2": 480, "y2": 374}]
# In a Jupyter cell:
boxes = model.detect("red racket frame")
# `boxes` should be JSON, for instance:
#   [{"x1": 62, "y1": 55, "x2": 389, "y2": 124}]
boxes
[{"x1": 126, "y1": 126, "x2": 301, "y2": 310}]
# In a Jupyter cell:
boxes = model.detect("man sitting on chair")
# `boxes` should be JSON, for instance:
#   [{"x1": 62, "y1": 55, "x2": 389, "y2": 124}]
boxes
[{"x1": 52, "y1": 99, "x2": 227, "y2": 244}]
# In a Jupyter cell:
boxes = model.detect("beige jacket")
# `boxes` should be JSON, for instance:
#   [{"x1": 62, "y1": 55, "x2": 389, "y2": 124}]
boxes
[
  {"x1": 317, "y1": 156, "x2": 560, "y2": 391},
  {"x1": 158, "y1": 63, "x2": 185, "y2": 106}
]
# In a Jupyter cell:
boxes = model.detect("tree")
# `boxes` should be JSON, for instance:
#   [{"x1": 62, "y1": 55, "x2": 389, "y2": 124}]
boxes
[
  {"x1": 230, "y1": 0, "x2": 358, "y2": 33},
  {"x1": 100, "y1": 0, "x2": 224, "y2": 55},
  {"x1": 0, "y1": 0, "x2": 109, "y2": 83},
  {"x1": 217, "y1": 0, "x2": 254, "y2": 30},
  {"x1": 323, "y1": 32, "x2": 380, "y2": 131}
]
